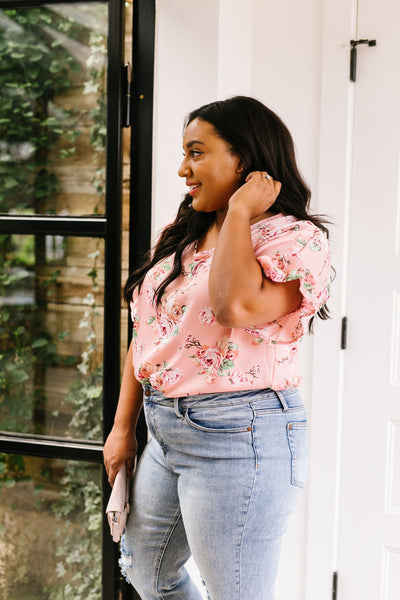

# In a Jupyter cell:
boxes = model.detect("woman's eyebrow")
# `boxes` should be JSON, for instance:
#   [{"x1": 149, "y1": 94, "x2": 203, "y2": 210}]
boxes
[{"x1": 184, "y1": 140, "x2": 206, "y2": 149}]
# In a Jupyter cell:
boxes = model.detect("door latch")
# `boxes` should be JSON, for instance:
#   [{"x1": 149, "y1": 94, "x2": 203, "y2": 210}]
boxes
[
  {"x1": 121, "y1": 63, "x2": 132, "y2": 127},
  {"x1": 350, "y1": 39, "x2": 376, "y2": 82}
]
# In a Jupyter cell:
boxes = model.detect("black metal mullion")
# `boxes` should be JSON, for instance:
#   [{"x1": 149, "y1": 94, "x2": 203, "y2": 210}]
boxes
[
  {"x1": 0, "y1": 215, "x2": 106, "y2": 237},
  {"x1": 102, "y1": 0, "x2": 125, "y2": 598},
  {"x1": 0, "y1": 432, "x2": 103, "y2": 463},
  {"x1": 127, "y1": 2, "x2": 155, "y2": 476},
  {"x1": 107, "y1": 3, "x2": 156, "y2": 598},
  {"x1": 0, "y1": 0, "x2": 103, "y2": 7},
  {"x1": 129, "y1": 0, "x2": 155, "y2": 275},
  {"x1": 102, "y1": 3, "x2": 124, "y2": 443}
]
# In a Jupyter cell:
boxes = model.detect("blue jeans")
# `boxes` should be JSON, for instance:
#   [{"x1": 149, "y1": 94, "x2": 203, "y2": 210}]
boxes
[{"x1": 120, "y1": 386, "x2": 309, "y2": 600}]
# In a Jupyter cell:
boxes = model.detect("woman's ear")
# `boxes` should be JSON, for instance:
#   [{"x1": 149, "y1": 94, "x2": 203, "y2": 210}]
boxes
[
  {"x1": 235, "y1": 158, "x2": 244, "y2": 174},
  {"x1": 235, "y1": 149, "x2": 251, "y2": 175}
]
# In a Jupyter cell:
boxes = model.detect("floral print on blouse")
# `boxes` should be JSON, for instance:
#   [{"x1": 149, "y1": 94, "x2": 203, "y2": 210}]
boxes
[{"x1": 130, "y1": 213, "x2": 331, "y2": 396}]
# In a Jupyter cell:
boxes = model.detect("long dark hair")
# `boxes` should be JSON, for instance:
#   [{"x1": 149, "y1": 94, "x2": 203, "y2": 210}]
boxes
[{"x1": 124, "y1": 96, "x2": 330, "y2": 326}]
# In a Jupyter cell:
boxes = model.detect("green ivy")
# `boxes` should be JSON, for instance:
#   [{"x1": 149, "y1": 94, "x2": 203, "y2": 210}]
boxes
[{"x1": 0, "y1": 8, "x2": 83, "y2": 213}]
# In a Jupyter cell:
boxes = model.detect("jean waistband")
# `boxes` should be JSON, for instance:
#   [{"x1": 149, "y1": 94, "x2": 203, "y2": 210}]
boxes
[{"x1": 142, "y1": 386, "x2": 302, "y2": 412}]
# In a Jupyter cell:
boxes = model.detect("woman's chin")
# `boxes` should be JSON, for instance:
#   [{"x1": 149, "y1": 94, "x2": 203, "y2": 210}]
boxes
[{"x1": 191, "y1": 199, "x2": 204, "y2": 212}]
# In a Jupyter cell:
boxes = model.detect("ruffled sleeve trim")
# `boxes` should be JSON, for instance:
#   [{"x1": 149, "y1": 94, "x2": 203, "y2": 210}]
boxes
[{"x1": 244, "y1": 221, "x2": 331, "y2": 344}]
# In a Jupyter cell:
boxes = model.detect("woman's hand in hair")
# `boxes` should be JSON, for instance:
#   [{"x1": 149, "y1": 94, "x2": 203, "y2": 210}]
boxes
[
  {"x1": 228, "y1": 171, "x2": 281, "y2": 221},
  {"x1": 209, "y1": 171, "x2": 301, "y2": 328}
]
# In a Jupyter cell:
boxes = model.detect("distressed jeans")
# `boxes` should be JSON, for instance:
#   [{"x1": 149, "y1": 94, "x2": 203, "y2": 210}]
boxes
[{"x1": 120, "y1": 386, "x2": 309, "y2": 600}]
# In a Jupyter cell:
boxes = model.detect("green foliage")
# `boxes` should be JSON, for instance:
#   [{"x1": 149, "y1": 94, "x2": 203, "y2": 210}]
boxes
[
  {"x1": 64, "y1": 366, "x2": 103, "y2": 441},
  {"x1": 0, "y1": 7, "x2": 83, "y2": 213},
  {"x1": 0, "y1": 453, "x2": 28, "y2": 491},
  {"x1": 49, "y1": 462, "x2": 102, "y2": 600},
  {"x1": 84, "y1": 31, "x2": 107, "y2": 211},
  {"x1": 0, "y1": 284, "x2": 64, "y2": 434}
]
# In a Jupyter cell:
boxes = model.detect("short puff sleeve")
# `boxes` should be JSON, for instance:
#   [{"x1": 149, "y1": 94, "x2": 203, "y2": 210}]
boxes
[{"x1": 248, "y1": 219, "x2": 331, "y2": 343}]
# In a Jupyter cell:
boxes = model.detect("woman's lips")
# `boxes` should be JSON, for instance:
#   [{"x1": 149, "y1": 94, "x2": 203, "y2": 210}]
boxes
[{"x1": 188, "y1": 183, "x2": 201, "y2": 196}]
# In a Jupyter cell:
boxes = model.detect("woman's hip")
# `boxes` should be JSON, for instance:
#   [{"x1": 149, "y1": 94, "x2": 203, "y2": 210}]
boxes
[{"x1": 142, "y1": 386, "x2": 308, "y2": 485}]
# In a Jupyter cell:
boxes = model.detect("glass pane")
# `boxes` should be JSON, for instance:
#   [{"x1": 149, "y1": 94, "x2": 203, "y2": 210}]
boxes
[
  {"x1": 0, "y1": 234, "x2": 104, "y2": 441},
  {"x1": 0, "y1": 3, "x2": 107, "y2": 216},
  {"x1": 0, "y1": 454, "x2": 102, "y2": 599}
]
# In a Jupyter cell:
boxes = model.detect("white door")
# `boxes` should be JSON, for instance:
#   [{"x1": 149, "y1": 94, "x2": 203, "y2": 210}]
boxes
[{"x1": 337, "y1": 0, "x2": 400, "y2": 597}]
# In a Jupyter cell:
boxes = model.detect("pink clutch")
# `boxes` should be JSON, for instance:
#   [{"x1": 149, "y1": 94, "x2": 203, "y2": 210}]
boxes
[{"x1": 106, "y1": 464, "x2": 131, "y2": 542}]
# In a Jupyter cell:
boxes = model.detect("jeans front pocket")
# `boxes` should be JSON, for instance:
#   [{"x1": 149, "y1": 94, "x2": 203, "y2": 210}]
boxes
[
  {"x1": 287, "y1": 421, "x2": 309, "y2": 488},
  {"x1": 184, "y1": 403, "x2": 253, "y2": 434}
]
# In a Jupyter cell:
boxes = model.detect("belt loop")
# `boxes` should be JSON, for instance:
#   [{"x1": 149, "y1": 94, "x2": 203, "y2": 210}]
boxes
[
  {"x1": 174, "y1": 397, "x2": 185, "y2": 420},
  {"x1": 275, "y1": 390, "x2": 289, "y2": 412}
]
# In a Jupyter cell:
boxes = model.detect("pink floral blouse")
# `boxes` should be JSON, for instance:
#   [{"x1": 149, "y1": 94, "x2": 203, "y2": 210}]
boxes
[{"x1": 130, "y1": 213, "x2": 331, "y2": 396}]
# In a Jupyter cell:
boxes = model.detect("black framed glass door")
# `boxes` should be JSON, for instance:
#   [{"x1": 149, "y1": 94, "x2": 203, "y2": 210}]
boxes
[{"x1": 0, "y1": 0, "x2": 153, "y2": 597}]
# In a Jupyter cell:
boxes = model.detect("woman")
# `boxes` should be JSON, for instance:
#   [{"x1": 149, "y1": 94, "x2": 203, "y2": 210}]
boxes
[{"x1": 103, "y1": 96, "x2": 331, "y2": 599}]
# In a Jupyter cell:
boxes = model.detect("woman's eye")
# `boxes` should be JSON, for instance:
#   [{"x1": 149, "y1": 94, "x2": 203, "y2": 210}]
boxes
[{"x1": 182, "y1": 149, "x2": 202, "y2": 158}]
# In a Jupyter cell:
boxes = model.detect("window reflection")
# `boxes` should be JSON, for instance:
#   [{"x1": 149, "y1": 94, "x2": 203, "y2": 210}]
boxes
[
  {"x1": 0, "y1": 4, "x2": 107, "y2": 216},
  {"x1": 0, "y1": 454, "x2": 102, "y2": 599},
  {"x1": 0, "y1": 235, "x2": 104, "y2": 440}
]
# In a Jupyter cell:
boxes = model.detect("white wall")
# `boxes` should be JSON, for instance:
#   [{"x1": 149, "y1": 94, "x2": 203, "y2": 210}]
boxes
[
  {"x1": 152, "y1": 1, "x2": 339, "y2": 598},
  {"x1": 152, "y1": 0, "x2": 219, "y2": 236}
]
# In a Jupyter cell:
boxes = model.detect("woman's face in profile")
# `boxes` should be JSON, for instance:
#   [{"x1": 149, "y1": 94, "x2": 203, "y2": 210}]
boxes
[{"x1": 178, "y1": 118, "x2": 243, "y2": 214}]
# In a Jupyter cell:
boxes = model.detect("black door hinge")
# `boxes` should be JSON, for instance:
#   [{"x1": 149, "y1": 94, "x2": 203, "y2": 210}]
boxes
[
  {"x1": 350, "y1": 39, "x2": 376, "y2": 82},
  {"x1": 332, "y1": 571, "x2": 338, "y2": 600},
  {"x1": 340, "y1": 317, "x2": 347, "y2": 350},
  {"x1": 121, "y1": 63, "x2": 132, "y2": 127}
]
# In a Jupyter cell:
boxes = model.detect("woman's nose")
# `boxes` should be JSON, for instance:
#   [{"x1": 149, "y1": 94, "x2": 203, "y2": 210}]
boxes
[{"x1": 178, "y1": 157, "x2": 190, "y2": 178}]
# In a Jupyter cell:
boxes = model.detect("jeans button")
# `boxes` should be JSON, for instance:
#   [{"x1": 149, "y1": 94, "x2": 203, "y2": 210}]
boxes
[{"x1": 144, "y1": 389, "x2": 151, "y2": 397}]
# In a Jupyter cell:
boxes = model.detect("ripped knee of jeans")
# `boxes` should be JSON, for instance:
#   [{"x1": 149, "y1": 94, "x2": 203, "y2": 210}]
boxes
[
  {"x1": 200, "y1": 575, "x2": 211, "y2": 600},
  {"x1": 119, "y1": 533, "x2": 133, "y2": 585}
]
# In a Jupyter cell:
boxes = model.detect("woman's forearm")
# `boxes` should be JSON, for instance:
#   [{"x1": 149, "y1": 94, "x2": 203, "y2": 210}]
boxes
[
  {"x1": 103, "y1": 342, "x2": 143, "y2": 485},
  {"x1": 113, "y1": 341, "x2": 143, "y2": 433}
]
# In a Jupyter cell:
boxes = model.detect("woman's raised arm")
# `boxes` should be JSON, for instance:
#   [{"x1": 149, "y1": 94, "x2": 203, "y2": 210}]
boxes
[{"x1": 209, "y1": 172, "x2": 302, "y2": 328}]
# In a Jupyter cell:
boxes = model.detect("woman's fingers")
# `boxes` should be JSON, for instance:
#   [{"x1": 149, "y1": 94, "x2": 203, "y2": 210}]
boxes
[
  {"x1": 245, "y1": 170, "x2": 275, "y2": 183},
  {"x1": 126, "y1": 455, "x2": 136, "y2": 477}
]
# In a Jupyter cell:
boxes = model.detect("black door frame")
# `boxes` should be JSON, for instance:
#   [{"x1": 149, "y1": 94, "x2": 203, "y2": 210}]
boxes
[
  {"x1": 0, "y1": 0, "x2": 155, "y2": 597},
  {"x1": 128, "y1": 0, "x2": 154, "y2": 459}
]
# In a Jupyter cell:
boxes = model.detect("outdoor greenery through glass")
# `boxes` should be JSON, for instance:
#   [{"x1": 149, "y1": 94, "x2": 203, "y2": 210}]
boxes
[
  {"x1": 0, "y1": 455, "x2": 103, "y2": 600},
  {"x1": 0, "y1": 4, "x2": 108, "y2": 598},
  {"x1": 0, "y1": 234, "x2": 104, "y2": 439},
  {"x1": 0, "y1": 3, "x2": 107, "y2": 215}
]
